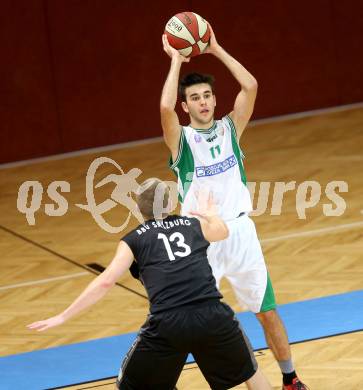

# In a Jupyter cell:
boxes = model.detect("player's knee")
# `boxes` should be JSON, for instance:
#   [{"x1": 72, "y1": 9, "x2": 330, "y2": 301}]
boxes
[{"x1": 255, "y1": 308, "x2": 277, "y2": 325}]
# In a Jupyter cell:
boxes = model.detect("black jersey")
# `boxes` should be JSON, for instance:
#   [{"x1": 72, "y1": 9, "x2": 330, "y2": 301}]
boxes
[{"x1": 122, "y1": 215, "x2": 222, "y2": 313}]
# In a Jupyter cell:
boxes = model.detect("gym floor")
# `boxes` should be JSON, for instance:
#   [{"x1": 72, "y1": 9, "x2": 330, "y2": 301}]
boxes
[{"x1": 1, "y1": 106, "x2": 362, "y2": 389}]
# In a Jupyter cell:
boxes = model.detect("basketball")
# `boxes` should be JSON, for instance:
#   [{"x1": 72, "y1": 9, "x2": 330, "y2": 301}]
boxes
[{"x1": 165, "y1": 12, "x2": 211, "y2": 57}]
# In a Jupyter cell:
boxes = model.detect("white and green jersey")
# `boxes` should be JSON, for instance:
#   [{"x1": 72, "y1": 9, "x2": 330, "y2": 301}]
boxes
[{"x1": 169, "y1": 115, "x2": 253, "y2": 220}]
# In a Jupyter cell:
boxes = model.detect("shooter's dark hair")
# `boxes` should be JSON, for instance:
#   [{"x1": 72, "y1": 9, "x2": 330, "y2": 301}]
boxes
[{"x1": 178, "y1": 73, "x2": 215, "y2": 101}]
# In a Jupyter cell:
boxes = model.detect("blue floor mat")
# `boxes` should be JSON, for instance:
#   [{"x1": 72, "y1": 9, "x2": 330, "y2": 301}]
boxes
[{"x1": 1, "y1": 290, "x2": 362, "y2": 390}]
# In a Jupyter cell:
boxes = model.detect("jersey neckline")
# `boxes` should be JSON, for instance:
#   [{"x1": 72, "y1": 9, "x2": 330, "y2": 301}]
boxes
[
  {"x1": 189, "y1": 120, "x2": 217, "y2": 134},
  {"x1": 143, "y1": 214, "x2": 184, "y2": 224}
]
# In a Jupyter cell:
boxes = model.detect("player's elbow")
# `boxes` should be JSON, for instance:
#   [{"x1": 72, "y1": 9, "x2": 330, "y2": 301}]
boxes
[
  {"x1": 99, "y1": 280, "x2": 114, "y2": 290},
  {"x1": 160, "y1": 103, "x2": 175, "y2": 114},
  {"x1": 219, "y1": 223, "x2": 229, "y2": 241},
  {"x1": 245, "y1": 78, "x2": 258, "y2": 92},
  {"x1": 98, "y1": 275, "x2": 116, "y2": 290}
]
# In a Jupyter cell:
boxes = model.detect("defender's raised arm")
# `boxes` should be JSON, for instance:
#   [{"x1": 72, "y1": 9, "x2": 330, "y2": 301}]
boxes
[{"x1": 190, "y1": 191, "x2": 229, "y2": 242}]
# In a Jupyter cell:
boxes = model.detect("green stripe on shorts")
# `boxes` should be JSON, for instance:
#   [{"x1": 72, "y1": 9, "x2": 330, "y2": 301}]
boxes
[{"x1": 260, "y1": 273, "x2": 277, "y2": 312}]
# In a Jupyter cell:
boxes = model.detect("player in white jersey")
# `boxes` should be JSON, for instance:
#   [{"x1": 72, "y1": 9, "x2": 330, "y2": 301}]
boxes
[
  {"x1": 172, "y1": 115, "x2": 252, "y2": 220},
  {"x1": 160, "y1": 27, "x2": 307, "y2": 390}
]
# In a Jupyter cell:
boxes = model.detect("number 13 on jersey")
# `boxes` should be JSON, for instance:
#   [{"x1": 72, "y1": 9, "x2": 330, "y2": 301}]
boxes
[{"x1": 158, "y1": 232, "x2": 191, "y2": 261}]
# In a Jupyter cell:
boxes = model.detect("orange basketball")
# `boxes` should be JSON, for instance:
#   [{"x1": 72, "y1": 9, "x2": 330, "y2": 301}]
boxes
[{"x1": 165, "y1": 12, "x2": 211, "y2": 57}]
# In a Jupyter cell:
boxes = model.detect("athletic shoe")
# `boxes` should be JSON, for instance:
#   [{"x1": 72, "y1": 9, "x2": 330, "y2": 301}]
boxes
[{"x1": 282, "y1": 378, "x2": 308, "y2": 390}]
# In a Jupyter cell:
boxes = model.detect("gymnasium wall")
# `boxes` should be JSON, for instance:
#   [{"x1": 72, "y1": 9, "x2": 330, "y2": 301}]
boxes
[{"x1": 1, "y1": 0, "x2": 362, "y2": 163}]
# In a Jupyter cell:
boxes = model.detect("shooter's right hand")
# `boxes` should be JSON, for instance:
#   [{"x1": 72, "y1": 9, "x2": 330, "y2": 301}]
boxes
[{"x1": 162, "y1": 34, "x2": 190, "y2": 63}]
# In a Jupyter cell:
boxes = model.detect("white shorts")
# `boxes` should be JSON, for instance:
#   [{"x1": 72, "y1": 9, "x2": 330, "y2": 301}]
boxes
[{"x1": 207, "y1": 214, "x2": 276, "y2": 313}]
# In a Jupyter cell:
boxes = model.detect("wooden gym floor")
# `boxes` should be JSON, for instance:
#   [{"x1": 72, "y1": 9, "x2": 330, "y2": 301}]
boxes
[{"x1": 0, "y1": 106, "x2": 362, "y2": 389}]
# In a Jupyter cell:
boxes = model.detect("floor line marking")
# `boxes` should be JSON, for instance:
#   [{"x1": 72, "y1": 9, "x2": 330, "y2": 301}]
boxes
[
  {"x1": 0, "y1": 224, "x2": 148, "y2": 299},
  {"x1": 260, "y1": 220, "x2": 363, "y2": 243},
  {"x1": 0, "y1": 272, "x2": 89, "y2": 291}
]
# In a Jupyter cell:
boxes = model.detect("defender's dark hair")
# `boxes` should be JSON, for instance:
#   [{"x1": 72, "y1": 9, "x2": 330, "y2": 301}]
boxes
[{"x1": 178, "y1": 73, "x2": 215, "y2": 101}]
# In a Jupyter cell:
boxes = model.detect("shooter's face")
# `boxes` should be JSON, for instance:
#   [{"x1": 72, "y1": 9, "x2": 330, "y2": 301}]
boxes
[{"x1": 182, "y1": 83, "x2": 216, "y2": 125}]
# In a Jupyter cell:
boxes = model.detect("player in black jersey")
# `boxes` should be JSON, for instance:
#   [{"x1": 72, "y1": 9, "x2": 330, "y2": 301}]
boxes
[{"x1": 27, "y1": 178, "x2": 271, "y2": 390}]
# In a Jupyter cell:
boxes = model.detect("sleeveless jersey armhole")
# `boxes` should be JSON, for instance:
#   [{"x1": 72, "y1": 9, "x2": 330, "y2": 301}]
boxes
[
  {"x1": 169, "y1": 127, "x2": 185, "y2": 170},
  {"x1": 191, "y1": 217, "x2": 210, "y2": 246},
  {"x1": 225, "y1": 115, "x2": 246, "y2": 159},
  {"x1": 223, "y1": 115, "x2": 248, "y2": 185}
]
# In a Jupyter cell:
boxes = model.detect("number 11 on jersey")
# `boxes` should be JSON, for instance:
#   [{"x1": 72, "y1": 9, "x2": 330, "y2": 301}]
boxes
[{"x1": 209, "y1": 145, "x2": 221, "y2": 159}]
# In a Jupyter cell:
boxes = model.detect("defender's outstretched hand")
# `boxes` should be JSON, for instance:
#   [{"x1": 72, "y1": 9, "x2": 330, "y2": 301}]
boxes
[
  {"x1": 190, "y1": 190, "x2": 219, "y2": 220},
  {"x1": 162, "y1": 34, "x2": 190, "y2": 63},
  {"x1": 27, "y1": 314, "x2": 65, "y2": 332},
  {"x1": 190, "y1": 190, "x2": 228, "y2": 242}
]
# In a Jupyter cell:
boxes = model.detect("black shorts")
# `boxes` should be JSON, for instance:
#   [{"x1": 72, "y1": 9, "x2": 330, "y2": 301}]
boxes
[{"x1": 116, "y1": 300, "x2": 257, "y2": 390}]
